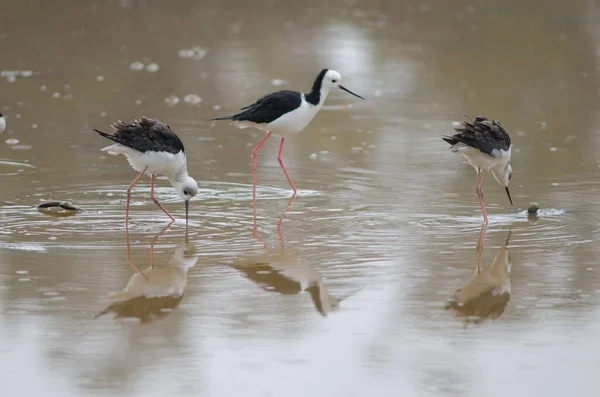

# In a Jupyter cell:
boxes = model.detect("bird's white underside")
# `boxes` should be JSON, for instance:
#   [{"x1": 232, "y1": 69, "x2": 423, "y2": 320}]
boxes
[
  {"x1": 0, "y1": 116, "x2": 6, "y2": 133},
  {"x1": 451, "y1": 143, "x2": 511, "y2": 171},
  {"x1": 232, "y1": 93, "x2": 323, "y2": 138},
  {"x1": 102, "y1": 144, "x2": 187, "y2": 178}
]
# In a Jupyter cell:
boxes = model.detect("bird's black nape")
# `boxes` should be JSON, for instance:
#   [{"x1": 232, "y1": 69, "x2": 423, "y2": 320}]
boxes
[{"x1": 305, "y1": 69, "x2": 328, "y2": 106}]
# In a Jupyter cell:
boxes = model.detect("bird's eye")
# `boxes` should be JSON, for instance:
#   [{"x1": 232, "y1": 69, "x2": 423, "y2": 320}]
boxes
[{"x1": 332, "y1": 79, "x2": 337, "y2": 83}]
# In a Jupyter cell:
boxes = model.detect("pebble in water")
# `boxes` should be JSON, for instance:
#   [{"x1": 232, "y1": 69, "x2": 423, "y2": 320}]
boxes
[
  {"x1": 164, "y1": 95, "x2": 180, "y2": 106},
  {"x1": 527, "y1": 202, "x2": 540, "y2": 225},
  {"x1": 96, "y1": 75, "x2": 104, "y2": 82},
  {"x1": 270, "y1": 79, "x2": 288, "y2": 86},
  {"x1": 527, "y1": 202, "x2": 540, "y2": 214},
  {"x1": 5, "y1": 138, "x2": 19, "y2": 145},
  {"x1": 146, "y1": 63, "x2": 160, "y2": 73},
  {"x1": 129, "y1": 61, "x2": 145, "y2": 72},
  {"x1": 178, "y1": 46, "x2": 207, "y2": 60},
  {"x1": 183, "y1": 94, "x2": 202, "y2": 105},
  {"x1": 11, "y1": 145, "x2": 33, "y2": 150}
]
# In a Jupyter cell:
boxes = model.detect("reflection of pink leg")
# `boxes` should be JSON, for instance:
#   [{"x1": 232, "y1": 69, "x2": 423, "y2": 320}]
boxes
[
  {"x1": 150, "y1": 221, "x2": 174, "y2": 269},
  {"x1": 277, "y1": 194, "x2": 297, "y2": 250},
  {"x1": 125, "y1": 166, "x2": 148, "y2": 226},
  {"x1": 277, "y1": 138, "x2": 297, "y2": 193},
  {"x1": 150, "y1": 174, "x2": 175, "y2": 221},
  {"x1": 475, "y1": 223, "x2": 488, "y2": 273},
  {"x1": 475, "y1": 168, "x2": 489, "y2": 225},
  {"x1": 125, "y1": 225, "x2": 148, "y2": 280},
  {"x1": 252, "y1": 132, "x2": 272, "y2": 202}
]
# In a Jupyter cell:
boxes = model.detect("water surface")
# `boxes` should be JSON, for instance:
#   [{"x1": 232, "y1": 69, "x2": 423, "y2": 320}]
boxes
[{"x1": 2, "y1": 1, "x2": 600, "y2": 396}]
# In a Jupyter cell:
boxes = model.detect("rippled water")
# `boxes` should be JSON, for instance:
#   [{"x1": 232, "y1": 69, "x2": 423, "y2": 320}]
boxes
[{"x1": 2, "y1": 1, "x2": 600, "y2": 396}]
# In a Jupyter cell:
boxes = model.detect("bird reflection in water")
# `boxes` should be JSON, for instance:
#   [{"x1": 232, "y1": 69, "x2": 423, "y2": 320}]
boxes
[
  {"x1": 95, "y1": 223, "x2": 199, "y2": 324},
  {"x1": 445, "y1": 224, "x2": 512, "y2": 325},
  {"x1": 234, "y1": 196, "x2": 342, "y2": 316}
]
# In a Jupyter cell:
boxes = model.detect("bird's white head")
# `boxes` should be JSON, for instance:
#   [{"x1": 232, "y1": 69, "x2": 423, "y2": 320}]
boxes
[
  {"x1": 0, "y1": 113, "x2": 6, "y2": 133},
  {"x1": 174, "y1": 176, "x2": 199, "y2": 202},
  {"x1": 173, "y1": 176, "x2": 199, "y2": 226},
  {"x1": 492, "y1": 162, "x2": 513, "y2": 206},
  {"x1": 322, "y1": 70, "x2": 343, "y2": 91},
  {"x1": 319, "y1": 70, "x2": 365, "y2": 100}
]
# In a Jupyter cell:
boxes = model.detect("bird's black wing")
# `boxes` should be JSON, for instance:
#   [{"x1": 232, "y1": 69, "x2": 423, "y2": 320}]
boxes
[
  {"x1": 442, "y1": 116, "x2": 511, "y2": 156},
  {"x1": 212, "y1": 90, "x2": 302, "y2": 124},
  {"x1": 93, "y1": 117, "x2": 185, "y2": 154}
]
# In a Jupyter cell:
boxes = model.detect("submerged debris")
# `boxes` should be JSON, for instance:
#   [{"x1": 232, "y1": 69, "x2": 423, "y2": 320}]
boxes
[{"x1": 36, "y1": 201, "x2": 83, "y2": 216}]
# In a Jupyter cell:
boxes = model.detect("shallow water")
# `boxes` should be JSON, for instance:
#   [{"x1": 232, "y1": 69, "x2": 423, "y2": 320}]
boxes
[{"x1": 2, "y1": 1, "x2": 600, "y2": 396}]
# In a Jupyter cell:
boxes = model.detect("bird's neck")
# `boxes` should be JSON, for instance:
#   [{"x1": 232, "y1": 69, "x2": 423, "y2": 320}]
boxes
[
  {"x1": 304, "y1": 87, "x2": 329, "y2": 107},
  {"x1": 169, "y1": 166, "x2": 188, "y2": 184}
]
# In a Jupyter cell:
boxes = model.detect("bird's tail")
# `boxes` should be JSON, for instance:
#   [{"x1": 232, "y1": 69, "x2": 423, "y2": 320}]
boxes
[
  {"x1": 441, "y1": 135, "x2": 458, "y2": 145},
  {"x1": 92, "y1": 128, "x2": 112, "y2": 138},
  {"x1": 208, "y1": 116, "x2": 233, "y2": 121}
]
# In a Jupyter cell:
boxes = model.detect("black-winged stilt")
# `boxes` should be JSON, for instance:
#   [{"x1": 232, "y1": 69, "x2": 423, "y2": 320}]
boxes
[
  {"x1": 0, "y1": 113, "x2": 6, "y2": 133},
  {"x1": 92, "y1": 117, "x2": 198, "y2": 226},
  {"x1": 210, "y1": 69, "x2": 364, "y2": 199},
  {"x1": 442, "y1": 116, "x2": 513, "y2": 224}
]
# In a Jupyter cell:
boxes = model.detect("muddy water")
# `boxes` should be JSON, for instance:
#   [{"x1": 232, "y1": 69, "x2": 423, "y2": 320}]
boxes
[{"x1": 2, "y1": 1, "x2": 600, "y2": 396}]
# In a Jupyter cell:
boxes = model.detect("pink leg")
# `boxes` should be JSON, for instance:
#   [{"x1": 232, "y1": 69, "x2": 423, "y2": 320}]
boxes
[
  {"x1": 475, "y1": 168, "x2": 489, "y2": 225},
  {"x1": 277, "y1": 138, "x2": 297, "y2": 193},
  {"x1": 126, "y1": 166, "x2": 149, "y2": 226},
  {"x1": 151, "y1": 174, "x2": 175, "y2": 222},
  {"x1": 252, "y1": 132, "x2": 273, "y2": 202}
]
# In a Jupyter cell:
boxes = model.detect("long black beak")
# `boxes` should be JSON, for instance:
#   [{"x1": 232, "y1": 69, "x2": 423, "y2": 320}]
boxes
[
  {"x1": 505, "y1": 187, "x2": 513, "y2": 206},
  {"x1": 185, "y1": 199, "x2": 189, "y2": 227},
  {"x1": 339, "y1": 85, "x2": 365, "y2": 100}
]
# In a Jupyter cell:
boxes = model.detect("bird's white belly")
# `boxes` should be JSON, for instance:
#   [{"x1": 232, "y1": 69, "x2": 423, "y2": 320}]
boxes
[
  {"x1": 268, "y1": 104, "x2": 320, "y2": 137},
  {"x1": 234, "y1": 102, "x2": 321, "y2": 138},
  {"x1": 455, "y1": 145, "x2": 509, "y2": 171},
  {"x1": 103, "y1": 144, "x2": 183, "y2": 176}
]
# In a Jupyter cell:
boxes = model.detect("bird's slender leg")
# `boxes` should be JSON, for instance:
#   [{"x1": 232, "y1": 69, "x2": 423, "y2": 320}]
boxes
[
  {"x1": 475, "y1": 168, "x2": 489, "y2": 224},
  {"x1": 126, "y1": 166, "x2": 149, "y2": 226},
  {"x1": 252, "y1": 132, "x2": 273, "y2": 202},
  {"x1": 151, "y1": 174, "x2": 175, "y2": 222},
  {"x1": 277, "y1": 138, "x2": 297, "y2": 193}
]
